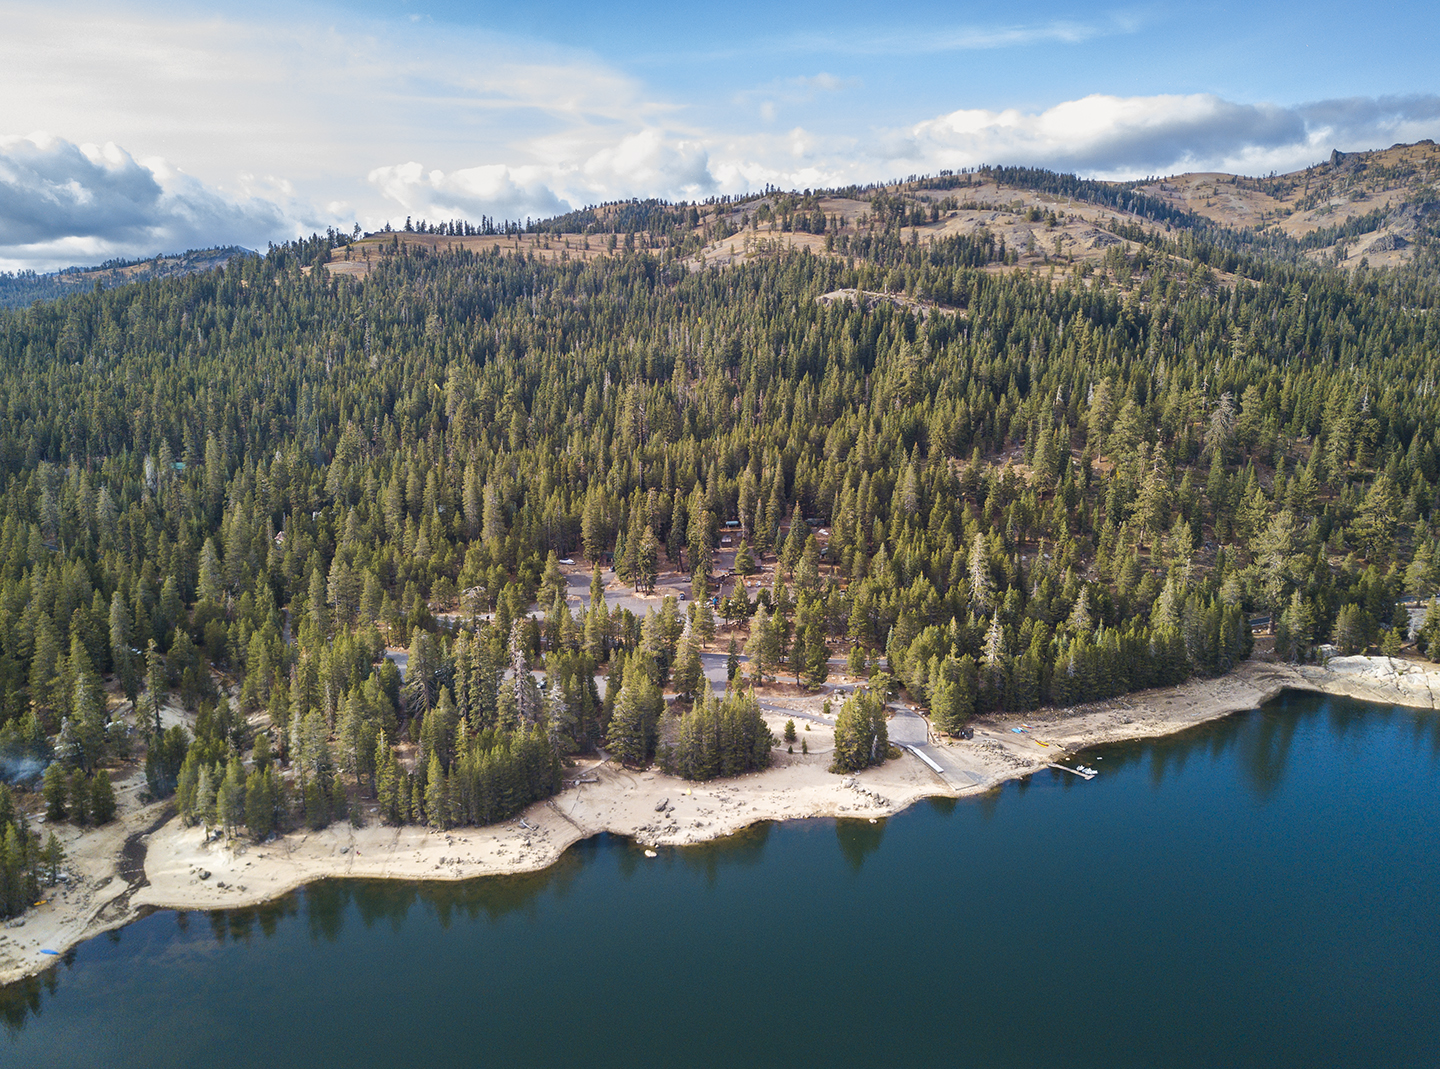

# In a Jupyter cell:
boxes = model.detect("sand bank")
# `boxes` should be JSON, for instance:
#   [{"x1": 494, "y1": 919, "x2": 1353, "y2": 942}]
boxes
[{"x1": 4, "y1": 654, "x2": 1436, "y2": 985}]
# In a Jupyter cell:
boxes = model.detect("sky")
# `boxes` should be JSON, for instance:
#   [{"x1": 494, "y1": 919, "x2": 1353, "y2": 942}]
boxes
[{"x1": 3, "y1": 0, "x2": 1439, "y2": 271}]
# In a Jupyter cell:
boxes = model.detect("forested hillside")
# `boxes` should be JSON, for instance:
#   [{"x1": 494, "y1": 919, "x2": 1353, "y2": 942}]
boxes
[
  {"x1": 0, "y1": 247, "x2": 257, "y2": 311},
  {"x1": 2, "y1": 157, "x2": 1440, "y2": 879}
]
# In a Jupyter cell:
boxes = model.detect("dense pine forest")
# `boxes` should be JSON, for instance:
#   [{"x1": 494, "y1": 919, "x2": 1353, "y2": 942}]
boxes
[{"x1": 2, "y1": 158, "x2": 1440, "y2": 898}]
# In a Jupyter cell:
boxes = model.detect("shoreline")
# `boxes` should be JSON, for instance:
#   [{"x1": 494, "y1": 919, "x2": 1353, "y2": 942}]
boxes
[{"x1": 3, "y1": 653, "x2": 1436, "y2": 987}]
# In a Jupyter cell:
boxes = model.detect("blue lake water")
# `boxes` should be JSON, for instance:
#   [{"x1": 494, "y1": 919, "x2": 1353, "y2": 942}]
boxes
[{"x1": 4, "y1": 690, "x2": 1438, "y2": 1068}]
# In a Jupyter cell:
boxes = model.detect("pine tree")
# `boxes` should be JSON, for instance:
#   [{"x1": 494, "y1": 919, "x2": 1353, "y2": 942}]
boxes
[
  {"x1": 196, "y1": 765, "x2": 217, "y2": 835},
  {"x1": 637, "y1": 526, "x2": 660, "y2": 593},
  {"x1": 801, "y1": 625, "x2": 829, "y2": 690},
  {"x1": 746, "y1": 606, "x2": 778, "y2": 684},
  {"x1": 198, "y1": 538, "x2": 224, "y2": 603},
  {"x1": 673, "y1": 632, "x2": 704, "y2": 704},
  {"x1": 606, "y1": 679, "x2": 651, "y2": 768},
  {"x1": 1331, "y1": 603, "x2": 1370, "y2": 655},
  {"x1": 143, "y1": 639, "x2": 166, "y2": 738},
  {"x1": 781, "y1": 506, "x2": 806, "y2": 575},
  {"x1": 377, "y1": 738, "x2": 401, "y2": 824},
  {"x1": 692, "y1": 596, "x2": 717, "y2": 646},
  {"x1": 42, "y1": 762, "x2": 67, "y2": 822},
  {"x1": 245, "y1": 768, "x2": 276, "y2": 840},
  {"x1": 109, "y1": 590, "x2": 138, "y2": 702},
  {"x1": 304, "y1": 778, "x2": 330, "y2": 830},
  {"x1": 425, "y1": 751, "x2": 449, "y2": 828},
  {"x1": 41, "y1": 832, "x2": 65, "y2": 886},
  {"x1": 90, "y1": 769, "x2": 117, "y2": 824},
  {"x1": 332, "y1": 776, "x2": 353, "y2": 826},
  {"x1": 968, "y1": 537, "x2": 993, "y2": 611},
  {"x1": 734, "y1": 540, "x2": 758, "y2": 576},
  {"x1": 217, "y1": 758, "x2": 246, "y2": 838},
  {"x1": 830, "y1": 690, "x2": 889, "y2": 773}
]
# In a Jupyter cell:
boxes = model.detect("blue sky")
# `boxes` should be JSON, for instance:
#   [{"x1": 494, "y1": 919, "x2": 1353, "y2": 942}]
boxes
[{"x1": 3, "y1": 0, "x2": 1439, "y2": 270}]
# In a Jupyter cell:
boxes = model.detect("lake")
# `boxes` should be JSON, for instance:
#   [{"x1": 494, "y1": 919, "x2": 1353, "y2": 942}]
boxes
[{"x1": 4, "y1": 690, "x2": 1438, "y2": 1068}]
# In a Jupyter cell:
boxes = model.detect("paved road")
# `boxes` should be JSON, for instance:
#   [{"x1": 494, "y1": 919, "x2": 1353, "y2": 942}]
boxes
[{"x1": 886, "y1": 705, "x2": 929, "y2": 746}]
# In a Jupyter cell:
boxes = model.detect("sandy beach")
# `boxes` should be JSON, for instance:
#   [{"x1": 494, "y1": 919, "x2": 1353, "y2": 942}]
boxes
[{"x1": 2, "y1": 653, "x2": 1435, "y2": 986}]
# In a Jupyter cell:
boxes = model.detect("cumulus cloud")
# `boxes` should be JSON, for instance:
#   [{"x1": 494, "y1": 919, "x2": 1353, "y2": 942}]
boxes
[
  {"x1": 368, "y1": 91, "x2": 1440, "y2": 228},
  {"x1": 898, "y1": 94, "x2": 1313, "y2": 177},
  {"x1": 708, "y1": 92, "x2": 1440, "y2": 190},
  {"x1": 580, "y1": 130, "x2": 715, "y2": 200},
  {"x1": 369, "y1": 161, "x2": 569, "y2": 223},
  {"x1": 5, "y1": 2, "x2": 1440, "y2": 271},
  {"x1": 903, "y1": 92, "x2": 1440, "y2": 178},
  {"x1": 369, "y1": 130, "x2": 716, "y2": 224},
  {"x1": 0, "y1": 135, "x2": 288, "y2": 271}
]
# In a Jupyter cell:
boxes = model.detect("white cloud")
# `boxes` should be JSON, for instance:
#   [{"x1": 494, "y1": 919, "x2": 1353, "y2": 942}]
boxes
[
  {"x1": 701, "y1": 93, "x2": 1440, "y2": 191},
  {"x1": 581, "y1": 130, "x2": 715, "y2": 200},
  {"x1": 368, "y1": 129, "x2": 716, "y2": 224},
  {"x1": 0, "y1": 3, "x2": 664, "y2": 206},
  {"x1": 896, "y1": 93, "x2": 1440, "y2": 178},
  {"x1": 0, "y1": 134, "x2": 287, "y2": 271},
  {"x1": 368, "y1": 161, "x2": 569, "y2": 223},
  {"x1": 3, "y1": 2, "x2": 1440, "y2": 271}
]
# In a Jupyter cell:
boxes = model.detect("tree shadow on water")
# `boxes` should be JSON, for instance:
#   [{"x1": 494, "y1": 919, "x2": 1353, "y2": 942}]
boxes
[
  {"x1": 0, "y1": 958, "x2": 60, "y2": 1038},
  {"x1": 676, "y1": 822, "x2": 773, "y2": 886},
  {"x1": 836, "y1": 817, "x2": 886, "y2": 872}
]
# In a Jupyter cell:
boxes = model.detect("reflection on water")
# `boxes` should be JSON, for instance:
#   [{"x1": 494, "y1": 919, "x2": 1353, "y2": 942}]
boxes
[
  {"x1": 836, "y1": 817, "x2": 886, "y2": 871},
  {"x1": 0, "y1": 969, "x2": 54, "y2": 1038},
  {"x1": 1090, "y1": 690, "x2": 1408, "y2": 800},
  {"x1": 677, "y1": 821, "x2": 773, "y2": 885},
  {"x1": 2, "y1": 690, "x2": 1438, "y2": 1069}
]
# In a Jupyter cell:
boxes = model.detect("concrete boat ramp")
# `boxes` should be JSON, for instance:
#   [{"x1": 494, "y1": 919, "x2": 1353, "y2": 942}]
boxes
[
  {"x1": 888, "y1": 705, "x2": 1096, "y2": 789},
  {"x1": 887, "y1": 706, "x2": 988, "y2": 789}
]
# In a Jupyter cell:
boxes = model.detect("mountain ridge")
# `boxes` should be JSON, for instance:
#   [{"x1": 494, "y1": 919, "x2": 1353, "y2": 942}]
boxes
[{"x1": 0, "y1": 246, "x2": 257, "y2": 309}]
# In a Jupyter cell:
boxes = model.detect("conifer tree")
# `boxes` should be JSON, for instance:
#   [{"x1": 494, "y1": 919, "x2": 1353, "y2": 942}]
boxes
[
  {"x1": 217, "y1": 758, "x2": 246, "y2": 838},
  {"x1": 196, "y1": 765, "x2": 217, "y2": 836},
  {"x1": 746, "y1": 606, "x2": 778, "y2": 684},
  {"x1": 377, "y1": 738, "x2": 401, "y2": 824},
  {"x1": 245, "y1": 767, "x2": 276, "y2": 840},
  {"x1": 90, "y1": 769, "x2": 117, "y2": 824},
  {"x1": 830, "y1": 690, "x2": 889, "y2": 773},
  {"x1": 734, "y1": 540, "x2": 758, "y2": 576},
  {"x1": 425, "y1": 751, "x2": 449, "y2": 829},
  {"x1": 801, "y1": 625, "x2": 829, "y2": 690},
  {"x1": 673, "y1": 632, "x2": 704, "y2": 704},
  {"x1": 42, "y1": 762, "x2": 67, "y2": 822},
  {"x1": 637, "y1": 526, "x2": 660, "y2": 593},
  {"x1": 143, "y1": 640, "x2": 166, "y2": 738},
  {"x1": 606, "y1": 679, "x2": 651, "y2": 768}
]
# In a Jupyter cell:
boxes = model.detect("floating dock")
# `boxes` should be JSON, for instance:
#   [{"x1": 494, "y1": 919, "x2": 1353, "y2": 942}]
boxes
[{"x1": 1047, "y1": 763, "x2": 1097, "y2": 780}]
